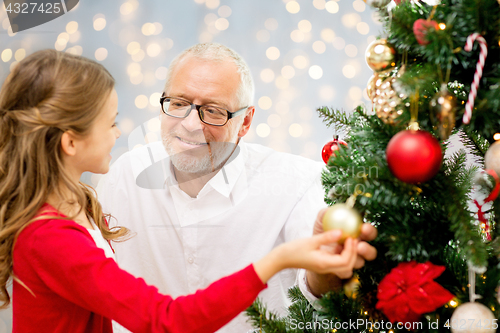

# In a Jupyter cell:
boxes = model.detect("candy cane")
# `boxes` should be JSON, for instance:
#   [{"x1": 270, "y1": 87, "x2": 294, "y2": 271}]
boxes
[{"x1": 463, "y1": 33, "x2": 488, "y2": 124}]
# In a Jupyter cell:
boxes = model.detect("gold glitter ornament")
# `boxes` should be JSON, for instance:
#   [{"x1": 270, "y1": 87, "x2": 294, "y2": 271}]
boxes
[
  {"x1": 365, "y1": 39, "x2": 397, "y2": 73},
  {"x1": 429, "y1": 84, "x2": 457, "y2": 140},
  {"x1": 373, "y1": 76, "x2": 405, "y2": 124}
]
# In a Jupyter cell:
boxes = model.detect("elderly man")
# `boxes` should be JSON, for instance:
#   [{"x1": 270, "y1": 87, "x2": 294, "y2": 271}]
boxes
[{"x1": 97, "y1": 43, "x2": 376, "y2": 332}]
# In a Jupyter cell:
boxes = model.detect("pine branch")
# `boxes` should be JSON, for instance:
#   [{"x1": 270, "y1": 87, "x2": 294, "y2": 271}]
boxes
[{"x1": 246, "y1": 299, "x2": 288, "y2": 333}]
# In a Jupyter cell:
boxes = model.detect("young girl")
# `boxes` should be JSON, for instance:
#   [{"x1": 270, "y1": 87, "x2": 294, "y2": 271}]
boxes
[{"x1": 0, "y1": 50, "x2": 358, "y2": 333}]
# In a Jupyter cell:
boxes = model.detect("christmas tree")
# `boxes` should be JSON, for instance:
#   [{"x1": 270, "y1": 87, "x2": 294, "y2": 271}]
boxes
[{"x1": 247, "y1": 0, "x2": 500, "y2": 332}]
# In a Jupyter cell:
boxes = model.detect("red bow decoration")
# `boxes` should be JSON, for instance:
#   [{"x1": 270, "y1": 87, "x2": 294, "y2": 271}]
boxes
[
  {"x1": 376, "y1": 261, "x2": 454, "y2": 323},
  {"x1": 413, "y1": 19, "x2": 439, "y2": 45}
]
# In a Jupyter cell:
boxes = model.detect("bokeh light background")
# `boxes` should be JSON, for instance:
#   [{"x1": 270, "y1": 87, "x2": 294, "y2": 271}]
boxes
[{"x1": 0, "y1": 0, "x2": 381, "y2": 329}]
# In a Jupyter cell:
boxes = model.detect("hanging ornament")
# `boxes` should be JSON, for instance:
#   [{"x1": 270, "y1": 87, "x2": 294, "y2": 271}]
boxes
[
  {"x1": 413, "y1": 19, "x2": 439, "y2": 45},
  {"x1": 429, "y1": 84, "x2": 457, "y2": 140},
  {"x1": 373, "y1": 73, "x2": 406, "y2": 125},
  {"x1": 367, "y1": 74, "x2": 379, "y2": 100},
  {"x1": 343, "y1": 274, "x2": 360, "y2": 298},
  {"x1": 386, "y1": 130, "x2": 442, "y2": 183},
  {"x1": 365, "y1": 39, "x2": 397, "y2": 73},
  {"x1": 322, "y1": 136, "x2": 348, "y2": 163},
  {"x1": 463, "y1": 33, "x2": 488, "y2": 124},
  {"x1": 471, "y1": 169, "x2": 500, "y2": 241},
  {"x1": 376, "y1": 261, "x2": 454, "y2": 324},
  {"x1": 484, "y1": 140, "x2": 500, "y2": 178},
  {"x1": 322, "y1": 195, "x2": 362, "y2": 244},
  {"x1": 450, "y1": 303, "x2": 496, "y2": 333},
  {"x1": 364, "y1": 0, "x2": 391, "y2": 8}
]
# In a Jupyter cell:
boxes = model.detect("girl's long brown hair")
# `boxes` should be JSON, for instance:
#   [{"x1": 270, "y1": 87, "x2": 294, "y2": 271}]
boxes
[{"x1": 0, "y1": 49, "x2": 129, "y2": 307}]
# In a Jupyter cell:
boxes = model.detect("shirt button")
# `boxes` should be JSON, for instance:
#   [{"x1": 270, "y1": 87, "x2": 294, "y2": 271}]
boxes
[{"x1": 187, "y1": 256, "x2": 194, "y2": 264}]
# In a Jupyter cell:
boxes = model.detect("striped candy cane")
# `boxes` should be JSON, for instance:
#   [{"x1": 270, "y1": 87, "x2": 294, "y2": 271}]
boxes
[{"x1": 463, "y1": 33, "x2": 488, "y2": 124}]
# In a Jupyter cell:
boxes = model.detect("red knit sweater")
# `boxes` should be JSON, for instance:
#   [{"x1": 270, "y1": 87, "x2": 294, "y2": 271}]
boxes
[{"x1": 12, "y1": 208, "x2": 266, "y2": 333}]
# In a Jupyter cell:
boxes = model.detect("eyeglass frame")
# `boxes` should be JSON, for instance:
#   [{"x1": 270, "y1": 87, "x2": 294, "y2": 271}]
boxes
[{"x1": 159, "y1": 93, "x2": 248, "y2": 127}]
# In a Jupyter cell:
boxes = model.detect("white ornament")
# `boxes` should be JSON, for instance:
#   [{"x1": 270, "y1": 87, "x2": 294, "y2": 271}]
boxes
[
  {"x1": 450, "y1": 302, "x2": 496, "y2": 333},
  {"x1": 485, "y1": 141, "x2": 500, "y2": 178}
]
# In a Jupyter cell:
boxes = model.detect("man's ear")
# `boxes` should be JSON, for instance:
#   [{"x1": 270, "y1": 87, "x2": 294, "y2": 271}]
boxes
[
  {"x1": 238, "y1": 106, "x2": 255, "y2": 137},
  {"x1": 60, "y1": 131, "x2": 78, "y2": 157}
]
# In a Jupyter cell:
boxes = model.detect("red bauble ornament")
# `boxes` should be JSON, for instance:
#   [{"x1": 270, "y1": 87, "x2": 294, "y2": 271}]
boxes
[
  {"x1": 376, "y1": 261, "x2": 454, "y2": 324},
  {"x1": 386, "y1": 130, "x2": 442, "y2": 183},
  {"x1": 413, "y1": 19, "x2": 439, "y2": 45},
  {"x1": 322, "y1": 137, "x2": 348, "y2": 163}
]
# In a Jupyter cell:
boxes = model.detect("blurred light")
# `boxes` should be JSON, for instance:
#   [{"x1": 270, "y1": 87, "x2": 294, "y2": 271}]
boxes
[
  {"x1": 290, "y1": 30, "x2": 305, "y2": 43},
  {"x1": 130, "y1": 73, "x2": 144, "y2": 85},
  {"x1": 321, "y1": 28, "x2": 335, "y2": 42},
  {"x1": 449, "y1": 300, "x2": 458, "y2": 307},
  {"x1": 293, "y1": 55, "x2": 309, "y2": 69},
  {"x1": 494, "y1": 133, "x2": 500, "y2": 141},
  {"x1": 147, "y1": 117, "x2": 161, "y2": 132},
  {"x1": 266, "y1": 47, "x2": 280, "y2": 60},
  {"x1": 275, "y1": 76, "x2": 289, "y2": 90},
  {"x1": 276, "y1": 101, "x2": 289, "y2": 115},
  {"x1": 142, "y1": 22, "x2": 156, "y2": 36},
  {"x1": 343, "y1": 64, "x2": 356, "y2": 78},
  {"x1": 207, "y1": 25, "x2": 218, "y2": 34},
  {"x1": 127, "y1": 41, "x2": 141, "y2": 55},
  {"x1": 309, "y1": 65, "x2": 323, "y2": 79},
  {"x1": 265, "y1": 18, "x2": 278, "y2": 30},
  {"x1": 332, "y1": 36, "x2": 346, "y2": 49},
  {"x1": 353, "y1": 0, "x2": 366, "y2": 12},
  {"x1": 147, "y1": 43, "x2": 161, "y2": 57},
  {"x1": 1, "y1": 49, "x2": 12, "y2": 62},
  {"x1": 94, "y1": 17, "x2": 106, "y2": 31},
  {"x1": 281, "y1": 66, "x2": 295, "y2": 79},
  {"x1": 119, "y1": 118, "x2": 135, "y2": 135},
  {"x1": 298, "y1": 20, "x2": 312, "y2": 32},
  {"x1": 58, "y1": 32, "x2": 70, "y2": 42},
  {"x1": 69, "y1": 31, "x2": 80, "y2": 43},
  {"x1": 289, "y1": 123, "x2": 303, "y2": 137},
  {"x1": 345, "y1": 44, "x2": 358, "y2": 57},
  {"x1": 215, "y1": 18, "x2": 229, "y2": 30},
  {"x1": 55, "y1": 40, "x2": 67, "y2": 51},
  {"x1": 267, "y1": 114, "x2": 281, "y2": 128},
  {"x1": 357, "y1": 22, "x2": 370, "y2": 35},
  {"x1": 150, "y1": 93, "x2": 162, "y2": 107},
  {"x1": 439, "y1": 23, "x2": 446, "y2": 30},
  {"x1": 155, "y1": 66, "x2": 168, "y2": 80},
  {"x1": 132, "y1": 50, "x2": 145, "y2": 62},
  {"x1": 313, "y1": 41, "x2": 326, "y2": 54},
  {"x1": 9, "y1": 61, "x2": 18, "y2": 71},
  {"x1": 127, "y1": 63, "x2": 141, "y2": 76},
  {"x1": 2, "y1": 18, "x2": 10, "y2": 30},
  {"x1": 325, "y1": 1, "x2": 339, "y2": 13},
  {"x1": 205, "y1": 0, "x2": 220, "y2": 9},
  {"x1": 342, "y1": 13, "x2": 361, "y2": 28},
  {"x1": 120, "y1": 2, "x2": 133, "y2": 15},
  {"x1": 260, "y1": 68, "x2": 275, "y2": 83},
  {"x1": 135, "y1": 95, "x2": 149, "y2": 109},
  {"x1": 194, "y1": 0, "x2": 205, "y2": 3},
  {"x1": 256, "y1": 29, "x2": 270, "y2": 42},
  {"x1": 258, "y1": 96, "x2": 273, "y2": 110},
  {"x1": 218, "y1": 5, "x2": 232, "y2": 17},
  {"x1": 313, "y1": 0, "x2": 326, "y2": 10},
  {"x1": 349, "y1": 86, "x2": 363, "y2": 100},
  {"x1": 66, "y1": 45, "x2": 83, "y2": 56},
  {"x1": 95, "y1": 48, "x2": 108, "y2": 61},
  {"x1": 286, "y1": 1, "x2": 300, "y2": 13},
  {"x1": 14, "y1": 48, "x2": 25, "y2": 61},
  {"x1": 256, "y1": 124, "x2": 271, "y2": 138},
  {"x1": 66, "y1": 21, "x2": 78, "y2": 34},
  {"x1": 204, "y1": 13, "x2": 218, "y2": 26},
  {"x1": 145, "y1": 132, "x2": 158, "y2": 143},
  {"x1": 153, "y1": 22, "x2": 163, "y2": 35},
  {"x1": 199, "y1": 32, "x2": 213, "y2": 43},
  {"x1": 319, "y1": 85, "x2": 336, "y2": 101}
]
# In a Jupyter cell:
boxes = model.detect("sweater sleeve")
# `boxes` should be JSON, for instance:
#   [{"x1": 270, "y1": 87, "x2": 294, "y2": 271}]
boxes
[{"x1": 25, "y1": 220, "x2": 266, "y2": 333}]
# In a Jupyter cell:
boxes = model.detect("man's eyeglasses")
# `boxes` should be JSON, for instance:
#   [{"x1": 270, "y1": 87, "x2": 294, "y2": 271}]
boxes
[{"x1": 160, "y1": 94, "x2": 248, "y2": 126}]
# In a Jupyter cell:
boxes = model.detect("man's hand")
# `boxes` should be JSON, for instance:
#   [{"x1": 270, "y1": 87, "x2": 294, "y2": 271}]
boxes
[{"x1": 306, "y1": 208, "x2": 377, "y2": 297}]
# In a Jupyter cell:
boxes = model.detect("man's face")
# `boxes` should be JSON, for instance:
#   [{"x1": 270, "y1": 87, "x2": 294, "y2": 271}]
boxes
[{"x1": 160, "y1": 56, "x2": 251, "y2": 174}]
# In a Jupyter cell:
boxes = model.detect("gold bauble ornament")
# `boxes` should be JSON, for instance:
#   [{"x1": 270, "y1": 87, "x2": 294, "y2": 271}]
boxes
[
  {"x1": 322, "y1": 203, "x2": 362, "y2": 244},
  {"x1": 485, "y1": 140, "x2": 500, "y2": 178},
  {"x1": 450, "y1": 302, "x2": 496, "y2": 333},
  {"x1": 367, "y1": 74, "x2": 378, "y2": 100},
  {"x1": 373, "y1": 76, "x2": 404, "y2": 124},
  {"x1": 365, "y1": 39, "x2": 397, "y2": 73},
  {"x1": 430, "y1": 84, "x2": 456, "y2": 140},
  {"x1": 343, "y1": 274, "x2": 360, "y2": 298}
]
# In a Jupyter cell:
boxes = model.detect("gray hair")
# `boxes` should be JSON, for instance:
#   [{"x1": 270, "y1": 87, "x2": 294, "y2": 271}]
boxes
[{"x1": 164, "y1": 43, "x2": 255, "y2": 108}]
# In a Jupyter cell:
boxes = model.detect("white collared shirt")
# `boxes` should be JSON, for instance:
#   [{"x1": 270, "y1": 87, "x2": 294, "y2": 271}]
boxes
[{"x1": 97, "y1": 140, "x2": 325, "y2": 333}]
